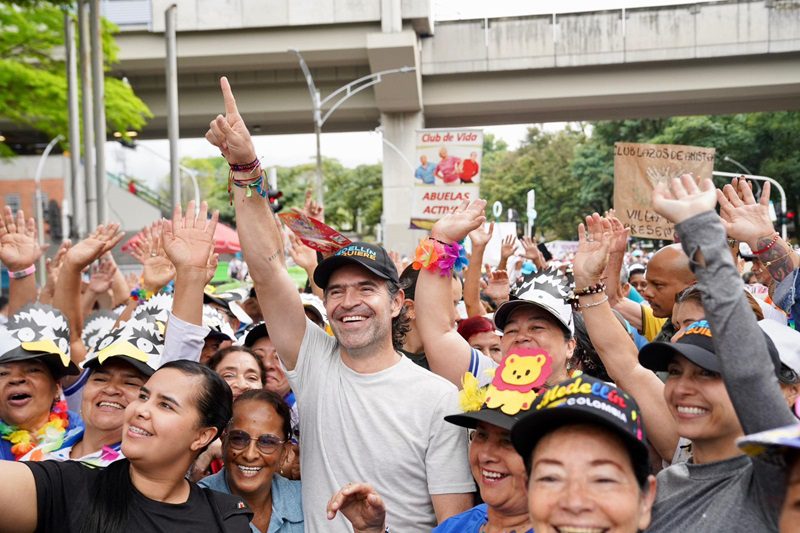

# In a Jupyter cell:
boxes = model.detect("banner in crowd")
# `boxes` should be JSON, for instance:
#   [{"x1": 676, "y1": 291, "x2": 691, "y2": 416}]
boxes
[
  {"x1": 410, "y1": 128, "x2": 483, "y2": 230},
  {"x1": 613, "y1": 142, "x2": 716, "y2": 240}
]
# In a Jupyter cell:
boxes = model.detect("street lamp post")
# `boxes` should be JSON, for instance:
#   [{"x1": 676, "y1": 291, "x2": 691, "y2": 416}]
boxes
[
  {"x1": 34, "y1": 135, "x2": 64, "y2": 284},
  {"x1": 717, "y1": 155, "x2": 788, "y2": 240},
  {"x1": 290, "y1": 49, "x2": 415, "y2": 204}
]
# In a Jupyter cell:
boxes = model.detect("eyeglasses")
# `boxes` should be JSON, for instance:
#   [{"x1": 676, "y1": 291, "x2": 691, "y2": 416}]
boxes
[{"x1": 225, "y1": 429, "x2": 285, "y2": 454}]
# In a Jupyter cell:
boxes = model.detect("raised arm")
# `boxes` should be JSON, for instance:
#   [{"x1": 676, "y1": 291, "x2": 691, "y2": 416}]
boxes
[
  {"x1": 287, "y1": 231, "x2": 323, "y2": 299},
  {"x1": 415, "y1": 199, "x2": 486, "y2": 387},
  {"x1": 572, "y1": 213, "x2": 678, "y2": 461},
  {"x1": 603, "y1": 215, "x2": 644, "y2": 331},
  {"x1": 653, "y1": 176, "x2": 795, "y2": 433},
  {"x1": 54, "y1": 223, "x2": 123, "y2": 364},
  {"x1": 464, "y1": 223, "x2": 492, "y2": 317},
  {"x1": 38, "y1": 240, "x2": 70, "y2": 306},
  {"x1": 0, "y1": 207, "x2": 44, "y2": 315},
  {"x1": 0, "y1": 461, "x2": 37, "y2": 533},
  {"x1": 162, "y1": 201, "x2": 217, "y2": 327},
  {"x1": 718, "y1": 177, "x2": 799, "y2": 284},
  {"x1": 205, "y1": 77, "x2": 306, "y2": 369},
  {"x1": 498, "y1": 233, "x2": 516, "y2": 271}
]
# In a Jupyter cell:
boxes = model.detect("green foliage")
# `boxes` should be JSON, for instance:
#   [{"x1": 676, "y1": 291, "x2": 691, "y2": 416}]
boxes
[
  {"x1": 177, "y1": 157, "x2": 383, "y2": 236},
  {"x1": 479, "y1": 113, "x2": 800, "y2": 239},
  {"x1": 0, "y1": 2, "x2": 151, "y2": 155},
  {"x1": 481, "y1": 127, "x2": 586, "y2": 238}
]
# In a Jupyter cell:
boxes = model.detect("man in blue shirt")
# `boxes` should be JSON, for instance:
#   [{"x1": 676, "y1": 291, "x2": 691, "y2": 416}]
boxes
[{"x1": 414, "y1": 155, "x2": 436, "y2": 185}]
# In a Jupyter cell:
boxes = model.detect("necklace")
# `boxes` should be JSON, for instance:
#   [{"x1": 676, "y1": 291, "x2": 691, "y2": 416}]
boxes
[{"x1": 0, "y1": 400, "x2": 70, "y2": 460}]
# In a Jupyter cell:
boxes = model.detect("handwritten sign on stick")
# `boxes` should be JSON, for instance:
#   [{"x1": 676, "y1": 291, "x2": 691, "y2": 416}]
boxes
[{"x1": 613, "y1": 142, "x2": 716, "y2": 241}]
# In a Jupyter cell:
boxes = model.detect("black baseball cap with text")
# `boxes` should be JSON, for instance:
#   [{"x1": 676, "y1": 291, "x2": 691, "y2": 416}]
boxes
[{"x1": 313, "y1": 242, "x2": 399, "y2": 290}]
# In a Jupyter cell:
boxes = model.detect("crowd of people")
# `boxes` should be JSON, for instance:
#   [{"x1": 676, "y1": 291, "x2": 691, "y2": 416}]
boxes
[{"x1": 0, "y1": 76, "x2": 798, "y2": 533}]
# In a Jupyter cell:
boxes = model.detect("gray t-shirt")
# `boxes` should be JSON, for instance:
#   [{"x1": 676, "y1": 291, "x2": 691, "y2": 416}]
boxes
[{"x1": 286, "y1": 319, "x2": 475, "y2": 532}]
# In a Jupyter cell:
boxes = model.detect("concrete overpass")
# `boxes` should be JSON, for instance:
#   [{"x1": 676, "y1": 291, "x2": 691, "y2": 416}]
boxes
[
  {"x1": 4, "y1": 0, "x2": 800, "y2": 251},
  {"x1": 98, "y1": 0, "x2": 800, "y2": 139},
  {"x1": 99, "y1": 0, "x2": 799, "y2": 250}
]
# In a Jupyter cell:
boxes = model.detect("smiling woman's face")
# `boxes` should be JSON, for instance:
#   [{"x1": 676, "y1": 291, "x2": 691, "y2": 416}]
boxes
[
  {"x1": 82, "y1": 359, "x2": 147, "y2": 433},
  {"x1": 527, "y1": 424, "x2": 655, "y2": 533},
  {"x1": 0, "y1": 359, "x2": 59, "y2": 430}
]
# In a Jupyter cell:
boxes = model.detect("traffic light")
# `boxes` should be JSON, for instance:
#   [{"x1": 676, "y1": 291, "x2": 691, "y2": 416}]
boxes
[{"x1": 268, "y1": 188, "x2": 283, "y2": 213}]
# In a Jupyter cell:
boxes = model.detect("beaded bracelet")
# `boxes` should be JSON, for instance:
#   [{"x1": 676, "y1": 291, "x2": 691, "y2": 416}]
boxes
[
  {"x1": 573, "y1": 282, "x2": 606, "y2": 297},
  {"x1": 753, "y1": 233, "x2": 779, "y2": 255},
  {"x1": 412, "y1": 237, "x2": 468, "y2": 276},
  {"x1": 130, "y1": 286, "x2": 154, "y2": 303},
  {"x1": 229, "y1": 157, "x2": 261, "y2": 172},
  {"x1": 574, "y1": 295, "x2": 609, "y2": 310}
]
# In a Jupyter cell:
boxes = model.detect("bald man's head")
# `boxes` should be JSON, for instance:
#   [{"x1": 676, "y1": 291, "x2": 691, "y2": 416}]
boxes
[{"x1": 642, "y1": 244, "x2": 696, "y2": 318}]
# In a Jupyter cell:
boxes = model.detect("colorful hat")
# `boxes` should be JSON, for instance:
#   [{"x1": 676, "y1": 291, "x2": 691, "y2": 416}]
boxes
[
  {"x1": 313, "y1": 242, "x2": 399, "y2": 290},
  {"x1": 738, "y1": 423, "x2": 800, "y2": 467},
  {"x1": 82, "y1": 310, "x2": 118, "y2": 353},
  {"x1": 511, "y1": 374, "x2": 648, "y2": 474},
  {"x1": 0, "y1": 304, "x2": 79, "y2": 377},
  {"x1": 494, "y1": 266, "x2": 574, "y2": 334},
  {"x1": 445, "y1": 347, "x2": 555, "y2": 431},
  {"x1": 203, "y1": 305, "x2": 237, "y2": 341},
  {"x1": 83, "y1": 315, "x2": 163, "y2": 377},
  {"x1": 133, "y1": 292, "x2": 173, "y2": 327},
  {"x1": 639, "y1": 319, "x2": 782, "y2": 377}
]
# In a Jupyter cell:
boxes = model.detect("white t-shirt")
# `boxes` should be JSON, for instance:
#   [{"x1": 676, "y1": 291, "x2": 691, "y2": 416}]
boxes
[{"x1": 287, "y1": 319, "x2": 475, "y2": 532}]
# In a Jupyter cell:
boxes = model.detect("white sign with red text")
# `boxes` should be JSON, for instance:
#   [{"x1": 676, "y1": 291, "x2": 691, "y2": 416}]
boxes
[{"x1": 410, "y1": 128, "x2": 483, "y2": 230}]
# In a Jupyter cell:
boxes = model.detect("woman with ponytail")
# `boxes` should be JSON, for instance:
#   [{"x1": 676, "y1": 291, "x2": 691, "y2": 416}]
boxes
[{"x1": 0, "y1": 360, "x2": 253, "y2": 533}]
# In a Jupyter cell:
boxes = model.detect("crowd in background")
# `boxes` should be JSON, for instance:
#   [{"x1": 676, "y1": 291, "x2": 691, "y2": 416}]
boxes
[{"x1": 0, "y1": 77, "x2": 798, "y2": 533}]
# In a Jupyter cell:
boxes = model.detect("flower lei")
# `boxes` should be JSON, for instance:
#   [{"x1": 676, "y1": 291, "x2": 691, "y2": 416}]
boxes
[
  {"x1": 0, "y1": 400, "x2": 70, "y2": 460},
  {"x1": 412, "y1": 238, "x2": 469, "y2": 276}
]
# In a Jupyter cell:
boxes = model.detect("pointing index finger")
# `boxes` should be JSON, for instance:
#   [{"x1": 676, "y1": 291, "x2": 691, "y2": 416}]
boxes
[{"x1": 220, "y1": 76, "x2": 239, "y2": 116}]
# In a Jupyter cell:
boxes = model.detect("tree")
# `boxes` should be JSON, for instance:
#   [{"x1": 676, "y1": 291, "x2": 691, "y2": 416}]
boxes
[
  {"x1": 481, "y1": 127, "x2": 585, "y2": 238},
  {"x1": 0, "y1": 2, "x2": 151, "y2": 157}
]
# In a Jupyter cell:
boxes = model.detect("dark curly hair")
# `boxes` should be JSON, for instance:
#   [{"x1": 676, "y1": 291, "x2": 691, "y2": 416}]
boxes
[{"x1": 388, "y1": 280, "x2": 411, "y2": 350}]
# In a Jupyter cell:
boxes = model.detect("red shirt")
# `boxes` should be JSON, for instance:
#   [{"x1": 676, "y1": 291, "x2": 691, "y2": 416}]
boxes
[{"x1": 459, "y1": 159, "x2": 479, "y2": 182}]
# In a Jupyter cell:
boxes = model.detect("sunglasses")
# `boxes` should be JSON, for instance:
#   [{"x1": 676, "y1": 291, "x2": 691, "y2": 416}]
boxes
[{"x1": 225, "y1": 429, "x2": 285, "y2": 454}]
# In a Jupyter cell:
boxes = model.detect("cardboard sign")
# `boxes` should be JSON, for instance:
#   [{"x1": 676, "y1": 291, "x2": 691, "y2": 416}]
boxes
[
  {"x1": 410, "y1": 129, "x2": 483, "y2": 230},
  {"x1": 613, "y1": 142, "x2": 716, "y2": 240},
  {"x1": 279, "y1": 212, "x2": 352, "y2": 254}
]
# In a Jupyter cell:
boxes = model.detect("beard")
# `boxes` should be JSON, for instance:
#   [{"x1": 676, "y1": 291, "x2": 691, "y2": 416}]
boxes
[{"x1": 331, "y1": 315, "x2": 392, "y2": 357}]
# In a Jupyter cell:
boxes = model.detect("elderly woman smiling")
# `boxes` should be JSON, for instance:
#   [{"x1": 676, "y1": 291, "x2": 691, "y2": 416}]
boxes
[
  {"x1": 200, "y1": 389, "x2": 303, "y2": 532},
  {"x1": 0, "y1": 305, "x2": 81, "y2": 461},
  {"x1": 511, "y1": 375, "x2": 657, "y2": 533}
]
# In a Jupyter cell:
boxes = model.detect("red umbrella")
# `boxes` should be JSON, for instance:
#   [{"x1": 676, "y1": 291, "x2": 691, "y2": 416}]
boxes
[{"x1": 122, "y1": 222, "x2": 241, "y2": 255}]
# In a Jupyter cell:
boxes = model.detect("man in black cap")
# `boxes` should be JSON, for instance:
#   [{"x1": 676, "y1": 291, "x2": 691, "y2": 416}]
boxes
[{"x1": 206, "y1": 77, "x2": 474, "y2": 533}]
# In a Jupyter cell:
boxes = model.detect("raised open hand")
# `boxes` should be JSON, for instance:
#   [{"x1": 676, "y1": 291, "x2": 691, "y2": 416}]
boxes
[
  {"x1": 500, "y1": 233, "x2": 517, "y2": 258},
  {"x1": 468, "y1": 221, "x2": 493, "y2": 249},
  {"x1": 0, "y1": 206, "x2": 45, "y2": 271},
  {"x1": 651, "y1": 174, "x2": 717, "y2": 225},
  {"x1": 606, "y1": 211, "x2": 630, "y2": 255},
  {"x1": 162, "y1": 200, "x2": 219, "y2": 274},
  {"x1": 135, "y1": 223, "x2": 176, "y2": 292},
  {"x1": 287, "y1": 231, "x2": 318, "y2": 272},
  {"x1": 573, "y1": 213, "x2": 613, "y2": 287},
  {"x1": 431, "y1": 199, "x2": 487, "y2": 244},
  {"x1": 327, "y1": 483, "x2": 386, "y2": 532},
  {"x1": 483, "y1": 267, "x2": 511, "y2": 304},
  {"x1": 88, "y1": 260, "x2": 116, "y2": 294},
  {"x1": 65, "y1": 223, "x2": 124, "y2": 270},
  {"x1": 717, "y1": 177, "x2": 774, "y2": 247},
  {"x1": 205, "y1": 76, "x2": 257, "y2": 165},
  {"x1": 39, "y1": 240, "x2": 71, "y2": 304},
  {"x1": 303, "y1": 188, "x2": 325, "y2": 221}
]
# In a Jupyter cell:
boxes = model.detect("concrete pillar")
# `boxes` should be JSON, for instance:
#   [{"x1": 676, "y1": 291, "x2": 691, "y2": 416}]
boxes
[
  {"x1": 381, "y1": 0, "x2": 402, "y2": 33},
  {"x1": 380, "y1": 111, "x2": 426, "y2": 255}
]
